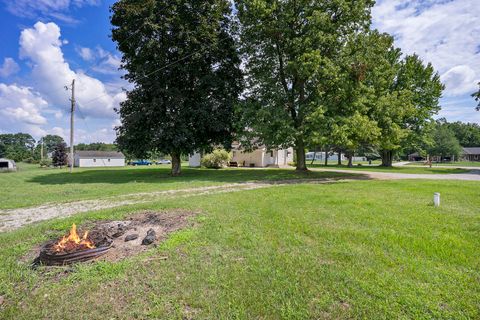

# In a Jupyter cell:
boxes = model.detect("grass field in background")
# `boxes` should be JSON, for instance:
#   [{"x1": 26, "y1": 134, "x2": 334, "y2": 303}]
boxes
[
  {"x1": 307, "y1": 163, "x2": 470, "y2": 174},
  {"x1": 0, "y1": 163, "x2": 354, "y2": 210},
  {"x1": 406, "y1": 161, "x2": 480, "y2": 167},
  {"x1": 0, "y1": 179, "x2": 478, "y2": 319}
]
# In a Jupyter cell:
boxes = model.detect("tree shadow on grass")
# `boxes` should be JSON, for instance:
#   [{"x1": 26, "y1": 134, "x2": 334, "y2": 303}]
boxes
[{"x1": 27, "y1": 166, "x2": 369, "y2": 186}]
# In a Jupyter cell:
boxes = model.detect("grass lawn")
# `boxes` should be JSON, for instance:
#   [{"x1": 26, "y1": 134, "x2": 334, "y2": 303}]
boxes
[
  {"x1": 0, "y1": 179, "x2": 478, "y2": 319},
  {"x1": 407, "y1": 161, "x2": 480, "y2": 167},
  {"x1": 308, "y1": 163, "x2": 471, "y2": 174},
  {"x1": 0, "y1": 163, "x2": 354, "y2": 210}
]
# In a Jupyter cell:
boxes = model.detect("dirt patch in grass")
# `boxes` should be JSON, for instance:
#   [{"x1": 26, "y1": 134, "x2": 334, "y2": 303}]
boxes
[
  {"x1": 27, "y1": 209, "x2": 198, "y2": 267},
  {"x1": 99, "y1": 210, "x2": 198, "y2": 262}
]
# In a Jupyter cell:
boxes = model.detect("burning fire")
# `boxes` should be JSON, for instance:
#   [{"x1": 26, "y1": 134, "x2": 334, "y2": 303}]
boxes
[{"x1": 54, "y1": 223, "x2": 95, "y2": 252}]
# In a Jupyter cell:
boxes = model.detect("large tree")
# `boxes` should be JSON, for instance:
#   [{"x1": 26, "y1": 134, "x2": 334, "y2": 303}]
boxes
[
  {"x1": 52, "y1": 142, "x2": 68, "y2": 167},
  {"x1": 37, "y1": 135, "x2": 65, "y2": 158},
  {"x1": 428, "y1": 125, "x2": 462, "y2": 161},
  {"x1": 441, "y1": 120, "x2": 480, "y2": 147},
  {"x1": 367, "y1": 45, "x2": 444, "y2": 166},
  {"x1": 316, "y1": 31, "x2": 389, "y2": 167},
  {"x1": 111, "y1": 0, "x2": 242, "y2": 175},
  {"x1": 235, "y1": 0, "x2": 374, "y2": 171},
  {"x1": 0, "y1": 133, "x2": 36, "y2": 162}
]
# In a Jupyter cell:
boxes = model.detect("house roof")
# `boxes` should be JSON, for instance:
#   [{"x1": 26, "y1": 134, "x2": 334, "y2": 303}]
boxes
[
  {"x1": 462, "y1": 147, "x2": 480, "y2": 155},
  {"x1": 0, "y1": 158, "x2": 15, "y2": 164},
  {"x1": 74, "y1": 151, "x2": 125, "y2": 159}
]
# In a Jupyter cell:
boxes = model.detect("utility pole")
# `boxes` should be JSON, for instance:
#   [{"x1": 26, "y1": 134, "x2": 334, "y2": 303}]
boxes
[
  {"x1": 69, "y1": 79, "x2": 75, "y2": 173},
  {"x1": 40, "y1": 139, "x2": 44, "y2": 161}
]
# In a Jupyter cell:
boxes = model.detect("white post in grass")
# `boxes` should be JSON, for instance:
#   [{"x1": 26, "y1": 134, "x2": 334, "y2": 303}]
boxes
[{"x1": 434, "y1": 193, "x2": 440, "y2": 207}]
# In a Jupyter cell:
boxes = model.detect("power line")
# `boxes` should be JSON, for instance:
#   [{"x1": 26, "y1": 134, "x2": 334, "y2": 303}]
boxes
[{"x1": 80, "y1": 35, "x2": 232, "y2": 108}]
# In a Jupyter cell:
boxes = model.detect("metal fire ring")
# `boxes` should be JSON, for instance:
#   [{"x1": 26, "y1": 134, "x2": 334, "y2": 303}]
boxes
[{"x1": 38, "y1": 244, "x2": 111, "y2": 266}]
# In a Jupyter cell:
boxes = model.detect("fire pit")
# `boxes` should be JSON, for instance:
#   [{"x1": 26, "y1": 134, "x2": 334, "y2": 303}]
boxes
[
  {"x1": 35, "y1": 223, "x2": 112, "y2": 266},
  {"x1": 30, "y1": 210, "x2": 198, "y2": 267}
]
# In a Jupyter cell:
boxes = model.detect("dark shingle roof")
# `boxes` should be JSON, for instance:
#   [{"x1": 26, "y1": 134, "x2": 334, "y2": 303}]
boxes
[
  {"x1": 75, "y1": 151, "x2": 125, "y2": 159},
  {"x1": 462, "y1": 147, "x2": 480, "y2": 155}
]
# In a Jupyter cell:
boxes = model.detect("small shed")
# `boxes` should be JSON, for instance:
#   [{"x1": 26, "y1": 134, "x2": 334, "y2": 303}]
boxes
[
  {"x1": 74, "y1": 151, "x2": 125, "y2": 167},
  {"x1": 462, "y1": 147, "x2": 480, "y2": 162},
  {"x1": 0, "y1": 158, "x2": 17, "y2": 171}
]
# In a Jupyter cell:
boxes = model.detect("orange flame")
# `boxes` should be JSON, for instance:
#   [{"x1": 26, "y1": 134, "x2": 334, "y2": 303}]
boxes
[{"x1": 54, "y1": 223, "x2": 96, "y2": 252}]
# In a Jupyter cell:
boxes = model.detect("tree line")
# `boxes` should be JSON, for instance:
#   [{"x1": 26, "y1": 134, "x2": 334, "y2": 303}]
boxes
[
  {"x1": 112, "y1": 0, "x2": 477, "y2": 175},
  {"x1": 0, "y1": 133, "x2": 117, "y2": 165}
]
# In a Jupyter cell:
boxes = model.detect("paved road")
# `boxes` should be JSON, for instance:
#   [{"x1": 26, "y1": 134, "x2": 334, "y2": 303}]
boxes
[{"x1": 311, "y1": 168, "x2": 480, "y2": 181}]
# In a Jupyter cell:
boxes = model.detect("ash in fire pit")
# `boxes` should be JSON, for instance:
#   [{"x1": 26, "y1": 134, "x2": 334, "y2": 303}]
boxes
[{"x1": 32, "y1": 210, "x2": 197, "y2": 267}]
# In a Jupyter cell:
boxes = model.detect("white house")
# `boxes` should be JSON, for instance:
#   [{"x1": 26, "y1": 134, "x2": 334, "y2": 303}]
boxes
[
  {"x1": 74, "y1": 151, "x2": 125, "y2": 167},
  {"x1": 305, "y1": 151, "x2": 366, "y2": 163},
  {"x1": 0, "y1": 158, "x2": 17, "y2": 171},
  {"x1": 189, "y1": 143, "x2": 294, "y2": 168}
]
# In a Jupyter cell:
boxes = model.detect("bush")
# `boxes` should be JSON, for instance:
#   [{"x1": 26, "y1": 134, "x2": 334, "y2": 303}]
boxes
[
  {"x1": 24, "y1": 157, "x2": 38, "y2": 164},
  {"x1": 39, "y1": 159, "x2": 52, "y2": 167},
  {"x1": 201, "y1": 149, "x2": 231, "y2": 169}
]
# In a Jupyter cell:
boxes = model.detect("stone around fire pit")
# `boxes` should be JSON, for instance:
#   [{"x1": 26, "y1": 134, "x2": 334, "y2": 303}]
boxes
[
  {"x1": 124, "y1": 234, "x2": 139, "y2": 242},
  {"x1": 141, "y1": 228, "x2": 156, "y2": 245},
  {"x1": 30, "y1": 209, "x2": 198, "y2": 267}
]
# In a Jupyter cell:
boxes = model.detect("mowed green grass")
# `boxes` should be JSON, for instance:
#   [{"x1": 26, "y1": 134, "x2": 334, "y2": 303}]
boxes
[
  {"x1": 0, "y1": 179, "x2": 478, "y2": 319},
  {"x1": 407, "y1": 161, "x2": 480, "y2": 167},
  {"x1": 0, "y1": 163, "x2": 353, "y2": 210},
  {"x1": 308, "y1": 163, "x2": 471, "y2": 174}
]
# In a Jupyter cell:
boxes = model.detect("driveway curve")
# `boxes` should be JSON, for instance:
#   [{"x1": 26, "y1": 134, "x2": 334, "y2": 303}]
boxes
[{"x1": 311, "y1": 168, "x2": 480, "y2": 181}]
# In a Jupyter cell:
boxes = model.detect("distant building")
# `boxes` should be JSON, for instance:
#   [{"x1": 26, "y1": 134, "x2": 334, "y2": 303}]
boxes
[
  {"x1": 74, "y1": 151, "x2": 125, "y2": 167},
  {"x1": 0, "y1": 158, "x2": 17, "y2": 171},
  {"x1": 306, "y1": 152, "x2": 347, "y2": 162},
  {"x1": 408, "y1": 152, "x2": 425, "y2": 162},
  {"x1": 189, "y1": 143, "x2": 294, "y2": 168},
  {"x1": 462, "y1": 147, "x2": 480, "y2": 162}
]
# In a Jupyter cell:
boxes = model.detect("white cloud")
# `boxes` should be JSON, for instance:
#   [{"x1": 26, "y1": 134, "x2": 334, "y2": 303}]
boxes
[
  {"x1": 76, "y1": 46, "x2": 123, "y2": 75},
  {"x1": 76, "y1": 47, "x2": 93, "y2": 61},
  {"x1": 76, "y1": 127, "x2": 116, "y2": 143},
  {"x1": 441, "y1": 65, "x2": 477, "y2": 96},
  {"x1": 0, "y1": 58, "x2": 20, "y2": 78},
  {"x1": 0, "y1": 83, "x2": 48, "y2": 137},
  {"x1": 372, "y1": 0, "x2": 480, "y2": 97},
  {"x1": 19, "y1": 22, "x2": 125, "y2": 119},
  {"x1": 3, "y1": 0, "x2": 100, "y2": 23}
]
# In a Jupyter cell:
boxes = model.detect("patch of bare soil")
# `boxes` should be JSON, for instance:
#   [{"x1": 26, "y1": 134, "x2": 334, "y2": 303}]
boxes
[
  {"x1": 97, "y1": 210, "x2": 197, "y2": 262},
  {"x1": 29, "y1": 210, "x2": 198, "y2": 267}
]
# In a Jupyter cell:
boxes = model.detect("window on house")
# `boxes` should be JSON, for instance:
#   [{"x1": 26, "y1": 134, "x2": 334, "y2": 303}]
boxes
[
  {"x1": 108, "y1": 159, "x2": 111, "y2": 162},
  {"x1": 93, "y1": 159, "x2": 96, "y2": 162}
]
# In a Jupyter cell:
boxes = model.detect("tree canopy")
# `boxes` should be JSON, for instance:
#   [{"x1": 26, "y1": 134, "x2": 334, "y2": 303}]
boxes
[
  {"x1": 235, "y1": 0, "x2": 375, "y2": 171},
  {"x1": 0, "y1": 133, "x2": 36, "y2": 162},
  {"x1": 473, "y1": 82, "x2": 480, "y2": 111},
  {"x1": 52, "y1": 142, "x2": 68, "y2": 167},
  {"x1": 436, "y1": 119, "x2": 480, "y2": 148},
  {"x1": 37, "y1": 135, "x2": 65, "y2": 159},
  {"x1": 428, "y1": 125, "x2": 462, "y2": 161},
  {"x1": 75, "y1": 142, "x2": 117, "y2": 151},
  {"x1": 111, "y1": 0, "x2": 242, "y2": 175}
]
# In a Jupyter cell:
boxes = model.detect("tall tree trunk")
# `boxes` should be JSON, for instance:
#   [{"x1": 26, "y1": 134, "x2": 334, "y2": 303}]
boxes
[
  {"x1": 295, "y1": 137, "x2": 307, "y2": 171},
  {"x1": 310, "y1": 151, "x2": 316, "y2": 165},
  {"x1": 347, "y1": 152, "x2": 353, "y2": 167},
  {"x1": 337, "y1": 151, "x2": 342, "y2": 165},
  {"x1": 324, "y1": 151, "x2": 328, "y2": 166},
  {"x1": 171, "y1": 152, "x2": 181, "y2": 176},
  {"x1": 381, "y1": 150, "x2": 393, "y2": 167}
]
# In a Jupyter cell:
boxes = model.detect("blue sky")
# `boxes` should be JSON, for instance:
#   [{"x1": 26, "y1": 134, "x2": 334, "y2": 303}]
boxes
[{"x1": 0, "y1": 0, "x2": 479, "y2": 143}]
